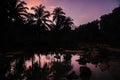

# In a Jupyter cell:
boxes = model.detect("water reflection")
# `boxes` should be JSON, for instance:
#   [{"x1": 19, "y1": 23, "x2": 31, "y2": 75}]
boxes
[{"x1": 0, "y1": 49, "x2": 120, "y2": 80}]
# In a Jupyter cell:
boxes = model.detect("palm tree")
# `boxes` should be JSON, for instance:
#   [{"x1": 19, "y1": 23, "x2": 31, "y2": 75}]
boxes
[
  {"x1": 7, "y1": 0, "x2": 28, "y2": 23},
  {"x1": 52, "y1": 7, "x2": 65, "y2": 31},
  {"x1": 62, "y1": 17, "x2": 74, "y2": 31},
  {"x1": 26, "y1": 13, "x2": 36, "y2": 25},
  {"x1": 31, "y1": 4, "x2": 52, "y2": 31}
]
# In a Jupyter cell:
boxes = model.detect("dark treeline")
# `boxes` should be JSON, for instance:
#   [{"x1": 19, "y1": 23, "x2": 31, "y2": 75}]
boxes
[{"x1": 0, "y1": 0, "x2": 120, "y2": 49}]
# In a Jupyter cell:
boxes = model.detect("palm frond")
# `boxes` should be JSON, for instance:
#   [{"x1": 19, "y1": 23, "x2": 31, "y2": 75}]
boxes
[{"x1": 16, "y1": 1, "x2": 27, "y2": 9}]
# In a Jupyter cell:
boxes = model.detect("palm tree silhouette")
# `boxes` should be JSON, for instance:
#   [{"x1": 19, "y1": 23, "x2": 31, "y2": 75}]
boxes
[
  {"x1": 31, "y1": 4, "x2": 52, "y2": 31},
  {"x1": 7, "y1": 0, "x2": 28, "y2": 23},
  {"x1": 52, "y1": 7, "x2": 65, "y2": 31},
  {"x1": 26, "y1": 13, "x2": 36, "y2": 25},
  {"x1": 62, "y1": 17, "x2": 74, "y2": 31}
]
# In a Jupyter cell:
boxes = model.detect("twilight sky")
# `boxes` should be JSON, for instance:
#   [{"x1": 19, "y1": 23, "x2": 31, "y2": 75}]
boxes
[{"x1": 24, "y1": 0, "x2": 119, "y2": 26}]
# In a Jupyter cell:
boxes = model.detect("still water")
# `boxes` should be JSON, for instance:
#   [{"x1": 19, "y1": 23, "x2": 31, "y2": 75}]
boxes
[{"x1": 0, "y1": 49, "x2": 120, "y2": 80}]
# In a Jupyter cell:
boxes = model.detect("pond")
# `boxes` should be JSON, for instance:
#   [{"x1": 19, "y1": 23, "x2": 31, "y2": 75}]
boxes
[{"x1": 0, "y1": 48, "x2": 120, "y2": 80}]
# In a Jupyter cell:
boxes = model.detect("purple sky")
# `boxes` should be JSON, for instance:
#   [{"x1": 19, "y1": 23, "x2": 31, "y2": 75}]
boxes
[{"x1": 25, "y1": 0, "x2": 119, "y2": 26}]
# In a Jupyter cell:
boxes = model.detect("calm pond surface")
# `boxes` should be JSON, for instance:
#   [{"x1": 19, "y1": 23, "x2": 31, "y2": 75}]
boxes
[{"x1": 0, "y1": 48, "x2": 120, "y2": 80}]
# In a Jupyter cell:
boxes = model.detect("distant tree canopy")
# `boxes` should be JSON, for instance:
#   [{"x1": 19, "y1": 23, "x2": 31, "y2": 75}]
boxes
[
  {"x1": 100, "y1": 6, "x2": 120, "y2": 41},
  {"x1": 75, "y1": 20, "x2": 100, "y2": 42},
  {"x1": 75, "y1": 6, "x2": 120, "y2": 43}
]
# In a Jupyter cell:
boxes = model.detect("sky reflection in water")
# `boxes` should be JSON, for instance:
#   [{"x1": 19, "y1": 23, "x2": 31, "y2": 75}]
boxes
[
  {"x1": 2, "y1": 51, "x2": 120, "y2": 80},
  {"x1": 22, "y1": 53, "x2": 118, "y2": 80}
]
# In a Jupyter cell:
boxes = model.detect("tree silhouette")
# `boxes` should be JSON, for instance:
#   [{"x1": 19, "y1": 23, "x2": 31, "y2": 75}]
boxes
[
  {"x1": 31, "y1": 4, "x2": 52, "y2": 31},
  {"x1": 52, "y1": 7, "x2": 65, "y2": 31},
  {"x1": 75, "y1": 20, "x2": 99, "y2": 42},
  {"x1": 26, "y1": 13, "x2": 36, "y2": 26},
  {"x1": 62, "y1": 17, "x2": 74, "y2": 31},
  {"x1": 6, "y1": 0, "x2": 28, "y2": 23},
  {"x1": 100, "y1": 6, "x2": 120, "y2": 42}
]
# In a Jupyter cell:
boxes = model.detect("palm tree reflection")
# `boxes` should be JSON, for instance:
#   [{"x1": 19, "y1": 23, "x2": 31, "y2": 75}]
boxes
[
  {"x1": 3, "y1": 53, "x2": 77, "y2": 80},
  {"x1": 0, "y1": 50, "x2": 114, "y2": 80}
]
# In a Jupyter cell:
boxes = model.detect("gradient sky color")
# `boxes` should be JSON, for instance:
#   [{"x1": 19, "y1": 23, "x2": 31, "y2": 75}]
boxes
[{"x1": 24, "y1": 0, "x2": 119, "y2": 26}]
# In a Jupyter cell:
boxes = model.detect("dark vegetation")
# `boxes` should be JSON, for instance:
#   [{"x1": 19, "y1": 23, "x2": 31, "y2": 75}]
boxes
[{"x1": 0, "y1": 0, "x2": 120, "y2": 50}]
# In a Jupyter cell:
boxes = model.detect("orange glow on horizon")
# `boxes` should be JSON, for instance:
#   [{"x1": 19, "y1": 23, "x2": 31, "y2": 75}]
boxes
[
  {"x1": 24, "y1": 0, "x2": 48, "y2": 8},
  {"x1": 24, "y1": 0, "x2": 54, "y2": 13}
]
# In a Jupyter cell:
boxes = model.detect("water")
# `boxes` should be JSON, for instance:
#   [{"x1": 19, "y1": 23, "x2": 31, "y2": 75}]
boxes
[{"x1": 0, "y1": 49, "x2": 120, "y2": 80}]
